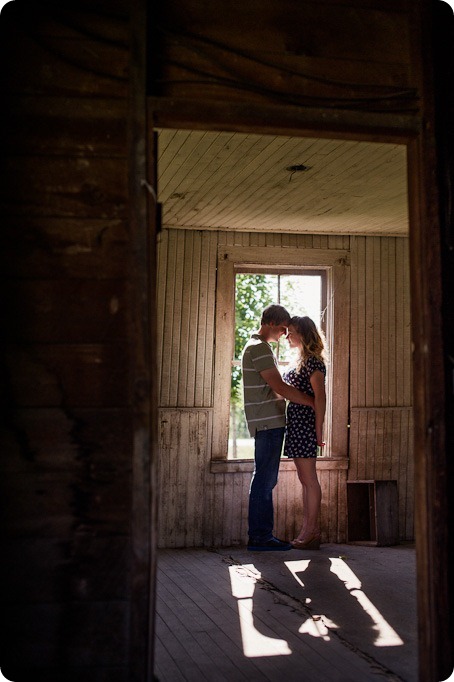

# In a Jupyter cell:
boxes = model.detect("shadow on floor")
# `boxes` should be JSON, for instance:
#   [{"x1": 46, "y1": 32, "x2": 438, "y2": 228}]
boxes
[{"x1": 154, "y1": 542, "x2": 417, "y2": 682}]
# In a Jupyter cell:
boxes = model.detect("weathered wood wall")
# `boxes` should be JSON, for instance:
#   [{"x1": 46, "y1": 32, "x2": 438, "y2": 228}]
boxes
[
  {"x1": 157, "y1": 228, "x2": 413, "y2": 547},
  {"x1": 150, "y1": 0, "x2": 420, "y2": 139},
  {"x1": 0, "y1": 3, "x2": 154, "y2": 680},
  {"x1": 1, "y1": 0, "x2": 449, "y2": 679},
  {"x1": 349, "y1": 235, "x2": 413, "y2": 539}
]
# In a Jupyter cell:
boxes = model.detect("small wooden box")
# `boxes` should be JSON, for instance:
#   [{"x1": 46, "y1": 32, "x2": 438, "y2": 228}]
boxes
[{"x1": 347, "y1": 480, "x2": 399, "y2": 546}]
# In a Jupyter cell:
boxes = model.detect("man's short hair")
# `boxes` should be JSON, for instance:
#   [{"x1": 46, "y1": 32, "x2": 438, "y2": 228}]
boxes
[{"x1": 261, "y1": 304, "x2": 291, "y2": 326}]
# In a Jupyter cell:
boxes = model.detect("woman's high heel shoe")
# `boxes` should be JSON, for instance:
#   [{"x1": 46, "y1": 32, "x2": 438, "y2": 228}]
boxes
[{"x1": 291, "y1": 532, "x2": 321, "y2": 550}]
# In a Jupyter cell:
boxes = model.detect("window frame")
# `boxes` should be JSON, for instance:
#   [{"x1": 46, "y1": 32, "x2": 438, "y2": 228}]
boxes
[
  {"x1": 211, "y1": 245, "x2": 350, "y2": 468},
  {"x1": 229, "y1": 268, "x2": 327, "y2": 460}
]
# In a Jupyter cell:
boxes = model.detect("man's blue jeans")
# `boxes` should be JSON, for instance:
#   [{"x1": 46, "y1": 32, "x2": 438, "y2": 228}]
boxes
[{"x1": 248, "y1": 427, "x2": 285, "y2": 543}]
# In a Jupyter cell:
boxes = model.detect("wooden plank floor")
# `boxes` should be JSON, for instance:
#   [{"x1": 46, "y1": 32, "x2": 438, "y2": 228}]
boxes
[{"x1": 154, "y1": 543, "x2": 417, "y2": 682}]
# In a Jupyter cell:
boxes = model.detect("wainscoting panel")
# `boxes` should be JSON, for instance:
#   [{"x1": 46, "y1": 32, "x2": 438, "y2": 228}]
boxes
[{"x1": 349, "y1": 407, "x2": 414, "y2": 540}]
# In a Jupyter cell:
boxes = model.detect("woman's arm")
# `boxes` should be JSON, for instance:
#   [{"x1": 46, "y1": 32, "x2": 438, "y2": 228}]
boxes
[{"x1": 310, "y1": 370, "x2": 326, "y2": 445}]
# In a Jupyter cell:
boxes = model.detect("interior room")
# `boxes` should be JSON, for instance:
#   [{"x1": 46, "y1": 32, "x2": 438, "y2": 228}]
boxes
[
  {"x1": 156, "y1": 128, "x2": 412, "y2": 549},
  {"x1": 153, "y1": 128, "x2": 417, "y2": 681}
]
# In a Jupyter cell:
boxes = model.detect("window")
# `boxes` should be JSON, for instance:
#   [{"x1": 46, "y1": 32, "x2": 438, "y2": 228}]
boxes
[
  {"x1": 229, "y1": 271, "x2": 326, "y2": 459},
  {"x1": 212, "y1": 245, "x2": 350, "y2": 469}
]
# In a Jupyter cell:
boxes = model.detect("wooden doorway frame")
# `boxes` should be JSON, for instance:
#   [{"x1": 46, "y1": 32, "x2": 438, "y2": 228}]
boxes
[
  {"x1": 131, "y1": 3, "x2": 451, "y2": 680},
  {"x1": 145, "y1": 106, "x2": 449, "y2": 682}
]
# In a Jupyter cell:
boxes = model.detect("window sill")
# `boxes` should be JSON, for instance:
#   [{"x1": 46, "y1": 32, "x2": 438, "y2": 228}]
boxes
[{"x1": 210, "y1": 457, "x2": 349, "y2": 474}]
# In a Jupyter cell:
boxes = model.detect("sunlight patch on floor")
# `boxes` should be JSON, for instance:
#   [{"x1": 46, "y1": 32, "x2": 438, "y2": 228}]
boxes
[
  {"x1": 284, "y1": 558, "x2": 312, "y2": 602},
  {"x1": 299, "y1": 616, "x2": 331, "y2": 640},
  {"x1": 329, "y1": 558, "x2": 404, "y2": 647},
  {"x1": 229, "y1": 555, "x2": 403, "y2": 658},
  {"x1": 229, "y1": 564, "x2": 292, "y2": 658}
]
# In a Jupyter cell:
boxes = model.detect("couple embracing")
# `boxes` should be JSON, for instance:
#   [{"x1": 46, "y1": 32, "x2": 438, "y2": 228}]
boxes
[{"x1": 242, "y1": 304, "x2": 327, "y2": 552}]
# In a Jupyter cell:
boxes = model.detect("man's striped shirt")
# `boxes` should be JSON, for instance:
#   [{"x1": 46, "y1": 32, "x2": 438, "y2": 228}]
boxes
[{"x1": 241, "y1": 334, "x2": 286, "y2": 437}]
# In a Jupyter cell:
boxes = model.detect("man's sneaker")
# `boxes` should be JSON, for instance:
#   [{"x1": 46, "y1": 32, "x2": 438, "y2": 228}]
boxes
[{"x1": 247, "y1": 537, "x2": 292, "y2": 551}]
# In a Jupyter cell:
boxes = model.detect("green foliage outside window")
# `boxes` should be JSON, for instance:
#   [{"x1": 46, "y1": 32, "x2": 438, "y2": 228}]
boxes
[{"x1": 231, "y1": 274, "x2": 275, "y2": 401}]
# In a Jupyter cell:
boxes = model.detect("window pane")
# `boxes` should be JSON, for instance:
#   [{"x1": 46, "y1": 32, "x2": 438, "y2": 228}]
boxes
[
  {"x1": 229, "y1": 272, "x2": 324, "y2": 460},
  {"x1": 233, "y1": 273, "x2": 277, "y2": 360},
  {"x1": 278, "y1": 275, "x2": 322, "y2": 363},
  {"x1": 228, "y1": 371, "x2": 254, "y2": 459},
  {"x1": 230, "y1": 273, "x2": 276, "y2": 459},
  {"x1": 280, "y1": 274, "x2": 321, "y2": 321}
]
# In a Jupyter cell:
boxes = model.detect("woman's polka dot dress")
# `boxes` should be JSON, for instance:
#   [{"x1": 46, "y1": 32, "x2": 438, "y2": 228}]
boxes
[{"x1": 283, "y1": 355, "x2": 326, "y2": 458}]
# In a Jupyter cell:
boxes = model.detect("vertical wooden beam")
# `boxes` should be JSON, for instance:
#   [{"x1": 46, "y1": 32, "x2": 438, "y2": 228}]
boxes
[
  {"x1": 407, "y1": 1, "x2": 454, "y2": 678},
  {"x1": 129, "y1": 0, "x2": 158, "y2": 679},
  {"x1": 328, "y1": 258, "x2": 350, "y2": 457},
  {"x1": 212, "y1": 254, "x2": 235, "y2": 459},
  {"x1": 407, "y1": 16, "x2": 450, "y2": 676},
  {"x1": 408, "y1": 136, "x2": 449, "y2": 682},
  {"x1": 431, "y1": 2, "x2": 454, "y2": 679}
]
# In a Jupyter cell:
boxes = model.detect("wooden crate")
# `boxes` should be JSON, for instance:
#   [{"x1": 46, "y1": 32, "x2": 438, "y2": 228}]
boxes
[{"x1": 347, "y1": 480, "x2": 399, "y2": 546}]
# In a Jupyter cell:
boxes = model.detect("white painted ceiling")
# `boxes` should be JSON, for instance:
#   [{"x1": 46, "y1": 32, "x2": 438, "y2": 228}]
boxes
[{"x1": 157, "y1": 129, "x2": 408, "y2": 236}]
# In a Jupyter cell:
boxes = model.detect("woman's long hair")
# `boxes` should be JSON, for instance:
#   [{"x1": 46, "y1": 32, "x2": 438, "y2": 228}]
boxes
[{"x1": 290, "y1": 316, "x2": 328, "y2": 371}]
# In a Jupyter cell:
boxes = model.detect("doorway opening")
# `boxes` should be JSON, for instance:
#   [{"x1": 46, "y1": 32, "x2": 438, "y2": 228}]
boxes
[{"x1": 154, "y1": 124, "x2": 416, "y2": 679}]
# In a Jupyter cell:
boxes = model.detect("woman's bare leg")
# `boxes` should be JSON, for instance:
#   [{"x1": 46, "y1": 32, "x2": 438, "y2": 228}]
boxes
[{"x1": 294, "y1": 458, "x2": 321, "y2": 541}]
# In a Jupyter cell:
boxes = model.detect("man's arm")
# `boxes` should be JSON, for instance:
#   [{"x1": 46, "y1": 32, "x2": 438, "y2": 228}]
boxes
[{"x1": 260, "y1": 367, "x2": 314, "y2": 408}]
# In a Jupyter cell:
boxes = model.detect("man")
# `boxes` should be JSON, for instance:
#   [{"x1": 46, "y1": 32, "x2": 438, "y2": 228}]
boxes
[{"x1": 242, "y1": 304, "x2": 314, "y2": 551}]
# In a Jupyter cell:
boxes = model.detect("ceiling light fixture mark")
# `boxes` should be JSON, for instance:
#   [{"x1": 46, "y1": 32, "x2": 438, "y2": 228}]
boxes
[{"x1": 286, "y1": 164, "x2": 312, "y2": 182}]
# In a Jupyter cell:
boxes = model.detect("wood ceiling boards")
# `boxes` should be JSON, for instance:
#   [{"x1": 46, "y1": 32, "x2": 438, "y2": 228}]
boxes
[{"x1": 157, "y1": 129, "x2": 408, "y2": 236}]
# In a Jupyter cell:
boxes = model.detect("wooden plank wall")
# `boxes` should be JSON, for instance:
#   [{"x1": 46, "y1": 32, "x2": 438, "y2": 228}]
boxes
[
  {"x1": 0, "y1": 4, "x2": 141, "y2": 680},
  {"x1": 157, "y1": 228, "x2": 413, "y2": 547},
  {"x1": 350, "y1": 236, "x2": 412, "y2": 408},
  {"x1": 350, "y1": 236, "x2": 414, "y2": 539},
  {"x1": 150, "y1": 0, "x2": 419, "y2": 127},
  {"x1": 349, "y1": 408, "x2": 414, "y2": 540}
]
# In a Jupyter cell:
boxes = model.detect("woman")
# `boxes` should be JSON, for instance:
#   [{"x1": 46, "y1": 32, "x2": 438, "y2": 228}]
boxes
[{"x1": 283, "y1": 316, "x2": 327, "y2": 549}]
